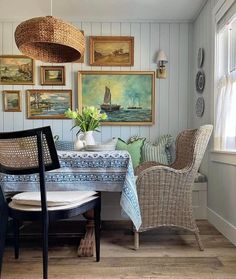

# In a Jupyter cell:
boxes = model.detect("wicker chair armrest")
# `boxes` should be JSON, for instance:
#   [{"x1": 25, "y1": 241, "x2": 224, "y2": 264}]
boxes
[
  {"x1": 134, "y1": 161, "x2": 166, "y2": 176},
  {"x1": 136, "y1": 165, "x2": 190, "y2": 187}
]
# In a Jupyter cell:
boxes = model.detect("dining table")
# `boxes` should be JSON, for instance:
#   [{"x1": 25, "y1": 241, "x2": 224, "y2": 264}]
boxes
[{"x1": 1, "y1": 150, "x2": 142, "y2": 256}]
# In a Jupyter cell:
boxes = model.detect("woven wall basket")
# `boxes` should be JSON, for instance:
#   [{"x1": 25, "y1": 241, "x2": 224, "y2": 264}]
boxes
[{"x1": 15, "y1": 16, "x2": 85, "y2": 63}]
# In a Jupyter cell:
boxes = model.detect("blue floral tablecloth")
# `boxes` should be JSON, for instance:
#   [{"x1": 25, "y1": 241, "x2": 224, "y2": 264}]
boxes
[{"x1": 1, "y1": 150, "x2": 141, "y2": 230}]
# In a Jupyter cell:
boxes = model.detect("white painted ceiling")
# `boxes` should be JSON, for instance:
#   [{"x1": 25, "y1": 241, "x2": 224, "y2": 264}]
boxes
[{"x1": 0, "y1": 0, "x2": 206, "y2": 21}]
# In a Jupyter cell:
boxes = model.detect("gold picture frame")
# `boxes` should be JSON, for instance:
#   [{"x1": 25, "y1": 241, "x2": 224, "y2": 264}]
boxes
[
  {"x1": 78, "y1": 71, "x2": 155, "y2": 126},
  {"x1": 40, "y1": 66, "x2": 66, "y2": 85},
  {"x1": 89, "y1": 36, "x2": 134, "y2": 66},
  {"x1": 0, "y1": 55, "x2": 34, "y2": 85},
  {"x1": 26, "y1": 89, "x2": 72, "y2": 119},
  {"x1": 3, "y1": 90, "x2": 22, "y2": 112}
]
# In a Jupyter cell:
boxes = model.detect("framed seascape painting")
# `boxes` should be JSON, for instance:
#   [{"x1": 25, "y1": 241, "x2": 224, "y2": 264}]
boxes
[
  {"x1": 0, "y1": 55, "x2": 34, "y2": 85},
  {"x1": 40, "y1": 66, "x2": 65, "y2": 85},
  {"x1": 3, "y1": 90, "x2": 21, "y2": 112},
  {"x1": 78, "y1": 71, "x2": 155, "y2": 125},
  {"x1": 26, "y1": 90, "x2": 72, "y2": 119},
  {"x1": 89, "y1": 36, "x2": 134, "y2": 66}
]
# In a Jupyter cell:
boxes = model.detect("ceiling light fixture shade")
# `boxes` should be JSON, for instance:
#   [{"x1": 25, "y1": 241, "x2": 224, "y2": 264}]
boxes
[{"x1": 14, "y1": 16, "x2": 85, "y2": 63}]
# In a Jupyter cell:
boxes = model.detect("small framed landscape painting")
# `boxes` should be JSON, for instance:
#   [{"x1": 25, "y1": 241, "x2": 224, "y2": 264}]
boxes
[
  {"x1": 3, "y1": 90, "x2": 21, "y2": 112},
  {"x1": 26, "y1": 89, "x2": 72, "y2": 119},
  {"x1": 0, "y1": 55, "x2": 34, "y2": 85},
  {"x1": 40, "y1": 66, "x2": 65, "y2": 85},
  {"x1": 89, "y1": 36, "x2": 134, "y2": 66},
  {"x1": 78, "y1": 71, "x2": 155, "y2": 125}
]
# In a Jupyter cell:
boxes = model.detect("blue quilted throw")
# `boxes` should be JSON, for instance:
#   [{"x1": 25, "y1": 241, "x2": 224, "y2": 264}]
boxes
[{"x1": 1, "y1": 150, "x2": 142, "y2": 230}]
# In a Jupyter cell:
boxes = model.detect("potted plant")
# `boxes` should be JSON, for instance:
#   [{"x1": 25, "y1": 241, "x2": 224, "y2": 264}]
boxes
[{"x1": 65, "y1": 106, "x2": 107, "y2": 150}]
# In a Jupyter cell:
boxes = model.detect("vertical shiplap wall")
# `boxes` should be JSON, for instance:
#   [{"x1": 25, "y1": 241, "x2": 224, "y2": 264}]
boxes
[{"x1": 0, "y1": 20, "x2": 190, "y2": 142}]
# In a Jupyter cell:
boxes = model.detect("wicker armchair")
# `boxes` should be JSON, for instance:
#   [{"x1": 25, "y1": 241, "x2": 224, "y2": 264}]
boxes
[{"x1": 134, "y1": 125, "x2": 213, "y2": 251}]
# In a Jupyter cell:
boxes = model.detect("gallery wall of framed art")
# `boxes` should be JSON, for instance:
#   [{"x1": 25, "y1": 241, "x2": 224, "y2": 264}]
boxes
[{"x1": 0, "y1": 20, "x2": 190, "y2": 144}]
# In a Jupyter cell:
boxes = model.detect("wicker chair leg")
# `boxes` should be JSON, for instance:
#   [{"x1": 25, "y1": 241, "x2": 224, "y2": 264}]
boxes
[
  {"x1": 134, "y1": 231, "x2": 139, "y2": 250},
  {"x1": 194, "y1": 230, "x2": 204, "y2": 251}
]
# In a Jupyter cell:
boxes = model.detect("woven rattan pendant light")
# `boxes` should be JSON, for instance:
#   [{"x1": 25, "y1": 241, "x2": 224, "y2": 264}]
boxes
[{"x1": 14, "y1": 1, "x2": 85, "y2": 63}]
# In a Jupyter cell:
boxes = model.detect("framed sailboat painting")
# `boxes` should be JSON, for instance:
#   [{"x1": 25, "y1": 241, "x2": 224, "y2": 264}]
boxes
[{"x1": 78, "y1": 71, "x2": 155, "y2": 125}]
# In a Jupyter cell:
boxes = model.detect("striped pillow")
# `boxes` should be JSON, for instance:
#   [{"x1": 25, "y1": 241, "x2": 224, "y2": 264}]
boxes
[{"x1": 141, "y1": 135, "x2": 174, "y2": 165}]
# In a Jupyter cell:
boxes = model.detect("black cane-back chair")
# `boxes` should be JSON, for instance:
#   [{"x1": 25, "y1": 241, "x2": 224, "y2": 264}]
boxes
[{"x1": 0, "y1": 127, "x2": 101, "y2": 279}]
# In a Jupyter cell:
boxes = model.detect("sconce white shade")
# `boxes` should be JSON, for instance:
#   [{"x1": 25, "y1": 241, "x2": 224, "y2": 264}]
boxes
[{"x1": 156, "y1": 50, "x2": 168, "y2": 63}]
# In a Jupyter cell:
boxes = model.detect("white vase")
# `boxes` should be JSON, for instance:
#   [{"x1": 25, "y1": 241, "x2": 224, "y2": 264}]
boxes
[
  {"x1": 83, "y1": 131, "x2": 95, "y2": 145},
  {"x1": 74, "y1": 131, "x2": 95, "y2": 150}
]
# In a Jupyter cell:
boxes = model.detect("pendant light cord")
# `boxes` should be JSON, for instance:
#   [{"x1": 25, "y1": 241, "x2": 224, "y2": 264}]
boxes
[{"x1": 50, "y1": 0, "x2": 53, "y2": 16}]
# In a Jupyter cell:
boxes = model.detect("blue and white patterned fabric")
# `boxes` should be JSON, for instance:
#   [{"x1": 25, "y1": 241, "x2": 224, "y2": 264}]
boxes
[{"x1": 0, "y1": 150, "x2": 141, "y2": 230}]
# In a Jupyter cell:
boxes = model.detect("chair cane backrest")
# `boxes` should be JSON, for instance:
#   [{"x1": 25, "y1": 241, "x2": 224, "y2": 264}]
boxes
[
  {"x1": 0, "y1": 126, "x2": 59, "y2": 175},
  {"x1": 171, "y1": 125, "x2": 213, "y2": 172},
  {"x1": 0, "y1": 126, "x2": 60, "y2": 214}
]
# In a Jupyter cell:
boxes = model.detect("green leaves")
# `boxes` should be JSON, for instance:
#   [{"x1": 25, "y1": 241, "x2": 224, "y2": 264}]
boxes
[{"x1": 64, "y1": 106, "x2": 107, "y2": 133}]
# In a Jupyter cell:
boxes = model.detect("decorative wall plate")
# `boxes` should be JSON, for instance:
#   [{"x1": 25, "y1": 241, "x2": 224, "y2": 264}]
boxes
[
  {"x1": 197, "y1": 47, "x2": 204, "y2": 68},
  {"x1": 195, "y1": 70, "x2": 205, "y2": 93},
  {"x1": 195, "y1": 97, "x2": 205, "y2": 117}
]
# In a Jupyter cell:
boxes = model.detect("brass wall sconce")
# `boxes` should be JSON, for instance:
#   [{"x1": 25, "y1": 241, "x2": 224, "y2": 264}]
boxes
[{"x1": 156, "y1": 50, "x2": 168, "y2": 79}]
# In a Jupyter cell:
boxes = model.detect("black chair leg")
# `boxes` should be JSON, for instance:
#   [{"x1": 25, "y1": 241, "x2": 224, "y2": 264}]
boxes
[
  {"x1": 0, "y1": 211, "x2": 8, "y2": 276},
  {"x1": 13, "y1": 219, "x2": 20, "y2": 259},
  {"x1": 94, "y1": 200, "x2": 101, "y2": 262},
  {"x1": 42, "y1": 218, "x2": 49, "y2": 279}
]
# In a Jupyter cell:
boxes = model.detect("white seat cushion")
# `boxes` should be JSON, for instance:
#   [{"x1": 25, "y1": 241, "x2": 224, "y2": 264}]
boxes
[
  {"x1": 9, "y1": 196, "x2": 97, "y2": 211},
  {"x1": 12, "y1": 191, "x2": 97, "y2": 207}
]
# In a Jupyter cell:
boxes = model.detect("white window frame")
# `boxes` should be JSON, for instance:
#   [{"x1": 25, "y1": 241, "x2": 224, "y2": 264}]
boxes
[{"x1": 211, "y1": 0, "x2": 236, "y2": 166}]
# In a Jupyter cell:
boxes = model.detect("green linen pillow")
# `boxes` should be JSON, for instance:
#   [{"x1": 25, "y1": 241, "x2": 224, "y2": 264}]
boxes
[
  {"x1": 116, "y1": 138, "x2": 145, "y2": 169},
  {"x1": 141, "y1": 135, "x2": 174, "y2": 165}
]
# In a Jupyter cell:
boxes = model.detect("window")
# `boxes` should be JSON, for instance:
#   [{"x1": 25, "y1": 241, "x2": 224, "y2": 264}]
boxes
[{"x1": 215, "y1": 13, "x2": 236, "y2": 151}]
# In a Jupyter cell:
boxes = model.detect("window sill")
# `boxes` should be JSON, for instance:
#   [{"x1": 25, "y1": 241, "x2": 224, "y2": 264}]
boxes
[{"x1": 210, "y1": 150, "x2": 236, "y2": 166}]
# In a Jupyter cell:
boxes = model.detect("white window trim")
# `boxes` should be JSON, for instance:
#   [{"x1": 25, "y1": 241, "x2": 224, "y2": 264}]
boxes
[
  {"x1": 211, "y1": 150, "x2": 236, "y2": 166},
  {"x1": 211, "y1": 0, "x2": 236, "y2": 164}
]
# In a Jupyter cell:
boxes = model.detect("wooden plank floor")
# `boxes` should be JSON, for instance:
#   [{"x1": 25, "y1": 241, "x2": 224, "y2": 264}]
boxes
[{"x1": 2, "y1": 220, "x2": 236, "y2": 279}]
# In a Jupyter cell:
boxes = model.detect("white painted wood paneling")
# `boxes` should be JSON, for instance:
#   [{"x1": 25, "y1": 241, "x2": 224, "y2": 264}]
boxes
[
  {"x1": 169, "y1": 24, "x2": 180, "y2": 137},
  {"x1": 0, "y1": 20, "x2": 190, "y2": 144},
  {"x1": 149, "y1": 23, "x2": 159, "y2": 141},
  {"x1": 159, "y1": 24, "x2": 170, "y2": 136},
  {"x1": 179, "y1": 23, "x2": 189, "y2": 133}
]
